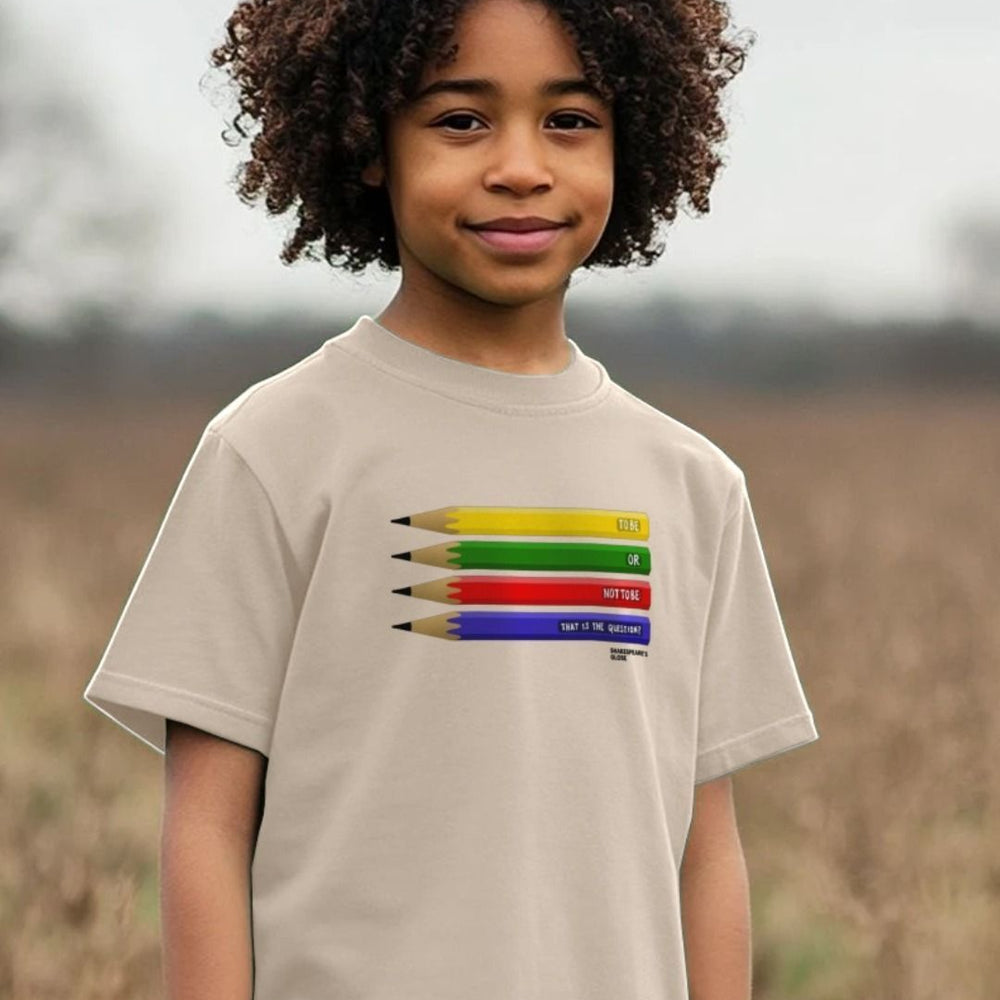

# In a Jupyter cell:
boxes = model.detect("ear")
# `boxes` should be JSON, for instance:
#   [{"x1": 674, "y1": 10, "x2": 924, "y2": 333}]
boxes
[{"x1": 361, "y1": 158, "x2": 385, "y2": 187}]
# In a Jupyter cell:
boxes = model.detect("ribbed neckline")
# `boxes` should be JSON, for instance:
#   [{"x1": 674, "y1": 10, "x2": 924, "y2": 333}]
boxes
[{"x1": 325, "y1": 314, "x2": 610, "y2": 414}]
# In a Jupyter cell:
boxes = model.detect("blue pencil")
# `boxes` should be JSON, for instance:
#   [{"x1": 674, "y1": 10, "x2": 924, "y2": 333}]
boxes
[{"x1": 392, "y1": 610, "x2": 650, "y2": 644}]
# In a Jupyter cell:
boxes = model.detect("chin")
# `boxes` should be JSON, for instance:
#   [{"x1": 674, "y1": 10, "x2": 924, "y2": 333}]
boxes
[
  {"x1": 467, "y1": 276, "x2": 571, "y2": 308},
  {"x1": 466, "y1": 263, "x2": 578, "y2": 302}
]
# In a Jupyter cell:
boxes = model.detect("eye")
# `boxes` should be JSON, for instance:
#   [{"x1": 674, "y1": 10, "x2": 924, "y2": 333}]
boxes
[
  {"x1": 433, "y1": 113, "x2": 487, "y2": 133},
  {"x1": 431, "y1": 111, "x2": 601, "y2": 133},
  {"x1": 548, "y1": 112, "x2": 600, "y2": 130}
]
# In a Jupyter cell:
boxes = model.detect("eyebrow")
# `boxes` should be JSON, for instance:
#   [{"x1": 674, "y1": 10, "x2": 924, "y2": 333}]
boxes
[{"x1": 411, "y1": 76, "x2": 606, "y2": 104}]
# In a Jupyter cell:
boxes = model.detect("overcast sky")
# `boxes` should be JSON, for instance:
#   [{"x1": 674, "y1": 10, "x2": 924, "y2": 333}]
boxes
[{"x1": 8, "y1": 0, "x2": 1000, "y2": 326}]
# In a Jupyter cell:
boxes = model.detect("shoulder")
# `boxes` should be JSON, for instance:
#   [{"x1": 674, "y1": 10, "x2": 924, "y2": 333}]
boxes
[
  {"x1": 206, "y1": 340, "x2": 333, "y2": 449},
  {"x1": 195, "y1": 330, "x2": 367, "y2": 481},
  {"x1": 606, "y1": 380, "x2": 745, "y2": 510}
]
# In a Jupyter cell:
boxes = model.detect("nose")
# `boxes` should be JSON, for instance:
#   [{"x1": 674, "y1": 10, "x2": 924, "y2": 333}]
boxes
[{"x1": 482, "y1": 122, "x2": 554, "y2": 194}]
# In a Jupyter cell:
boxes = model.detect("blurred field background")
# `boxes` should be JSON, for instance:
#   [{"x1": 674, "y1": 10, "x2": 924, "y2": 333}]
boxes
[
  {"x1": 2, "y1": 373, "x2": 999, "y2": 999},
  {"x1": 3, "y1": 0, "x2": 1000, "y2": 995}
]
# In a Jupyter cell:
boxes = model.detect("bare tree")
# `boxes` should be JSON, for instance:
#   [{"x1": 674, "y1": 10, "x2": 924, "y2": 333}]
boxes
[
  {"x1": 941, "y1": 204, "x2": 1000, "y2": 328},
  {"x1": 0, "y1": 9, "x2": 159, "y2": 335}
]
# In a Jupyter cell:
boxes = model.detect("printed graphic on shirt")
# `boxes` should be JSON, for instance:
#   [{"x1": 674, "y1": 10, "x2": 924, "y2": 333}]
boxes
[{"x1": 390, "y1": 506, "x2": 652, "y2": 646}]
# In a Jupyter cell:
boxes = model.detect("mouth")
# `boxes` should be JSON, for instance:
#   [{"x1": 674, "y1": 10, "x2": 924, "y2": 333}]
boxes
[
  {"x1": 468, "y1": 216, "x2": 567, "y2": 232},
  {"x1": 466, "y1": 218, "x2": 566, "y2": 253}
]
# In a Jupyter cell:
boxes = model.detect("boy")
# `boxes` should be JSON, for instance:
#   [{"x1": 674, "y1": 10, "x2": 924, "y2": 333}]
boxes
[{"x1": 82, "y1": 0, "x2": 819, "y2": 998}]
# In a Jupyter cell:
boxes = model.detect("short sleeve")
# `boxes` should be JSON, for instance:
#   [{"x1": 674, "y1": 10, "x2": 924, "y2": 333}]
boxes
[
  {"x1": 82, "y1": 427, "x2": 298, "y2": 757},
  {"x1": 694, "y1": 474, "x2": 819, "y2": 784}
]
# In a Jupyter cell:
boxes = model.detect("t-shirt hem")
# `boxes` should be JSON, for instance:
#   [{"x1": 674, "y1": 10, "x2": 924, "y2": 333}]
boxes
[
  {"x1": 82, "y1": 669, "x2": 272, "y2": 757},
  {"x1": 694, "y1": 712, "x2": 819, "y2": 784}
]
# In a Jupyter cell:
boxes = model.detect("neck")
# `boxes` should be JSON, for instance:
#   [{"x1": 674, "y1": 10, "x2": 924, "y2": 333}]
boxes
[{"x1": 374, "y1": 274, "x2": 572, "y2": 376}]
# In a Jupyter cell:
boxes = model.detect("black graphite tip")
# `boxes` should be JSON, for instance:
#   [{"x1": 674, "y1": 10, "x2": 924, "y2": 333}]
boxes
[
  {"x1": 392, "y1": 621, "x2": 412, "y2": 631},
  {"x1": 390, "y1": 516, "x2": 411, "y2": 525},
  {"x1": 391, "y1": 586, "x2": 411, "y2": 595},
  {"x1": 390, "y1": 551, "x2": 411, "y2": 560}
]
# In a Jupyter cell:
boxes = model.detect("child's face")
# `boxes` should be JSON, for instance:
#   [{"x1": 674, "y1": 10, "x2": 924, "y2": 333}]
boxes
[{"x1": 362, "y1": 0, "x2": 615, "y2": 310}]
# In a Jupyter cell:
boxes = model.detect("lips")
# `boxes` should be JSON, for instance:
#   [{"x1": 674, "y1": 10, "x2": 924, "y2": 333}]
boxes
[
  {"x1": 469, "y1": 227, "x2": 565, "y2": 254},
  {"x1": 468, "y1": 217, "x2": 566, "y2": 232},
  {"x1": 465, "y1": 216, "x2": 568, "y2": 254}
]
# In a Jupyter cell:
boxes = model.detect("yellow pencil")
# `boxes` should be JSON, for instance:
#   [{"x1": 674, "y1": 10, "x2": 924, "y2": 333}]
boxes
[{"x1": 391, "y1": 506, "x2": 649, "y2": 539}]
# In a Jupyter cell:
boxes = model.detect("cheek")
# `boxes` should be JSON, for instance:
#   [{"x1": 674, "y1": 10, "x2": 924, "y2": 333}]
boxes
[
  {"x1": 392, "y1": 152, "x2": 462, "y2": 225},
  {"x1": 575, "y1": 135, "x2": 614, "y2": 186},
  {"x1": 579, "y1": 154, "x2": 615, "y2": 209},
  {"x1": 601, "y1": 143, "x2": 616, "y2": 195}
]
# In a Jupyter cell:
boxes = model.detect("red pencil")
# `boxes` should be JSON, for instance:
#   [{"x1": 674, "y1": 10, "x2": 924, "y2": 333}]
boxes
[{"x1": 392, "y1": 574, "x2": 651, "y2": 609}]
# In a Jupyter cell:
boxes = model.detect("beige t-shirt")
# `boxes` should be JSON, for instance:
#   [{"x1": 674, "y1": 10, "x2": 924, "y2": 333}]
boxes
[{"x1": 83, "y1": 314, "x2": 818, "y2": 1000}]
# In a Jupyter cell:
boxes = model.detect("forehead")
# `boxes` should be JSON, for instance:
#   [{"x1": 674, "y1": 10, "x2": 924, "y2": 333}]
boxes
[{"x1": 417, "y1": 0, "x2": 586, "y2": 92}]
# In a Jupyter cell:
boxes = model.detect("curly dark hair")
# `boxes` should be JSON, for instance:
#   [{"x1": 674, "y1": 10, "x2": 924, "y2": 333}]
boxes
[{"x1": 208, "y1": 0, "x2": 754, "y2": 273}]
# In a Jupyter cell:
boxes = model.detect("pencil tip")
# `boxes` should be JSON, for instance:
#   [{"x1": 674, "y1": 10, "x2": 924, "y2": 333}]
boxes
[
  {"x1": 390, "y1": 516, "x2": 410, "y2": 525},
  {"x1": 391, "y1": 586, "x2": 411, "y2": 595},
  {"x1": 390, "y1": 551, "x2": 411, "y2": 560},
  {"x1": 392, "y1": 621, "x2": 412, "y2": 631}
]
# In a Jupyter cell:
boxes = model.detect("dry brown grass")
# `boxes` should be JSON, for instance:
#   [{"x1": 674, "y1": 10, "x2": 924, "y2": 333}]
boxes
[{"x1": 2, "y1": 385, "x2": 998, "y2": 998}]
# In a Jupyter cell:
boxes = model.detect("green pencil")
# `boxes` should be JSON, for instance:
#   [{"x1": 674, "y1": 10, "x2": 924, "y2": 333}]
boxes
[{"x1": 391, "y1": 539, "x2": 651, "y2": 574}]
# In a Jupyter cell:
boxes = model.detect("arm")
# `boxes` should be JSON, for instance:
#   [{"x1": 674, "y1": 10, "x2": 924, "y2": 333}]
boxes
[
  {"x1": 161, "y1": 719, "x2": 267, "y2": 1000},
  {"x1": 679, "y1": 774, "x2": 752, "y2": 1000}
]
